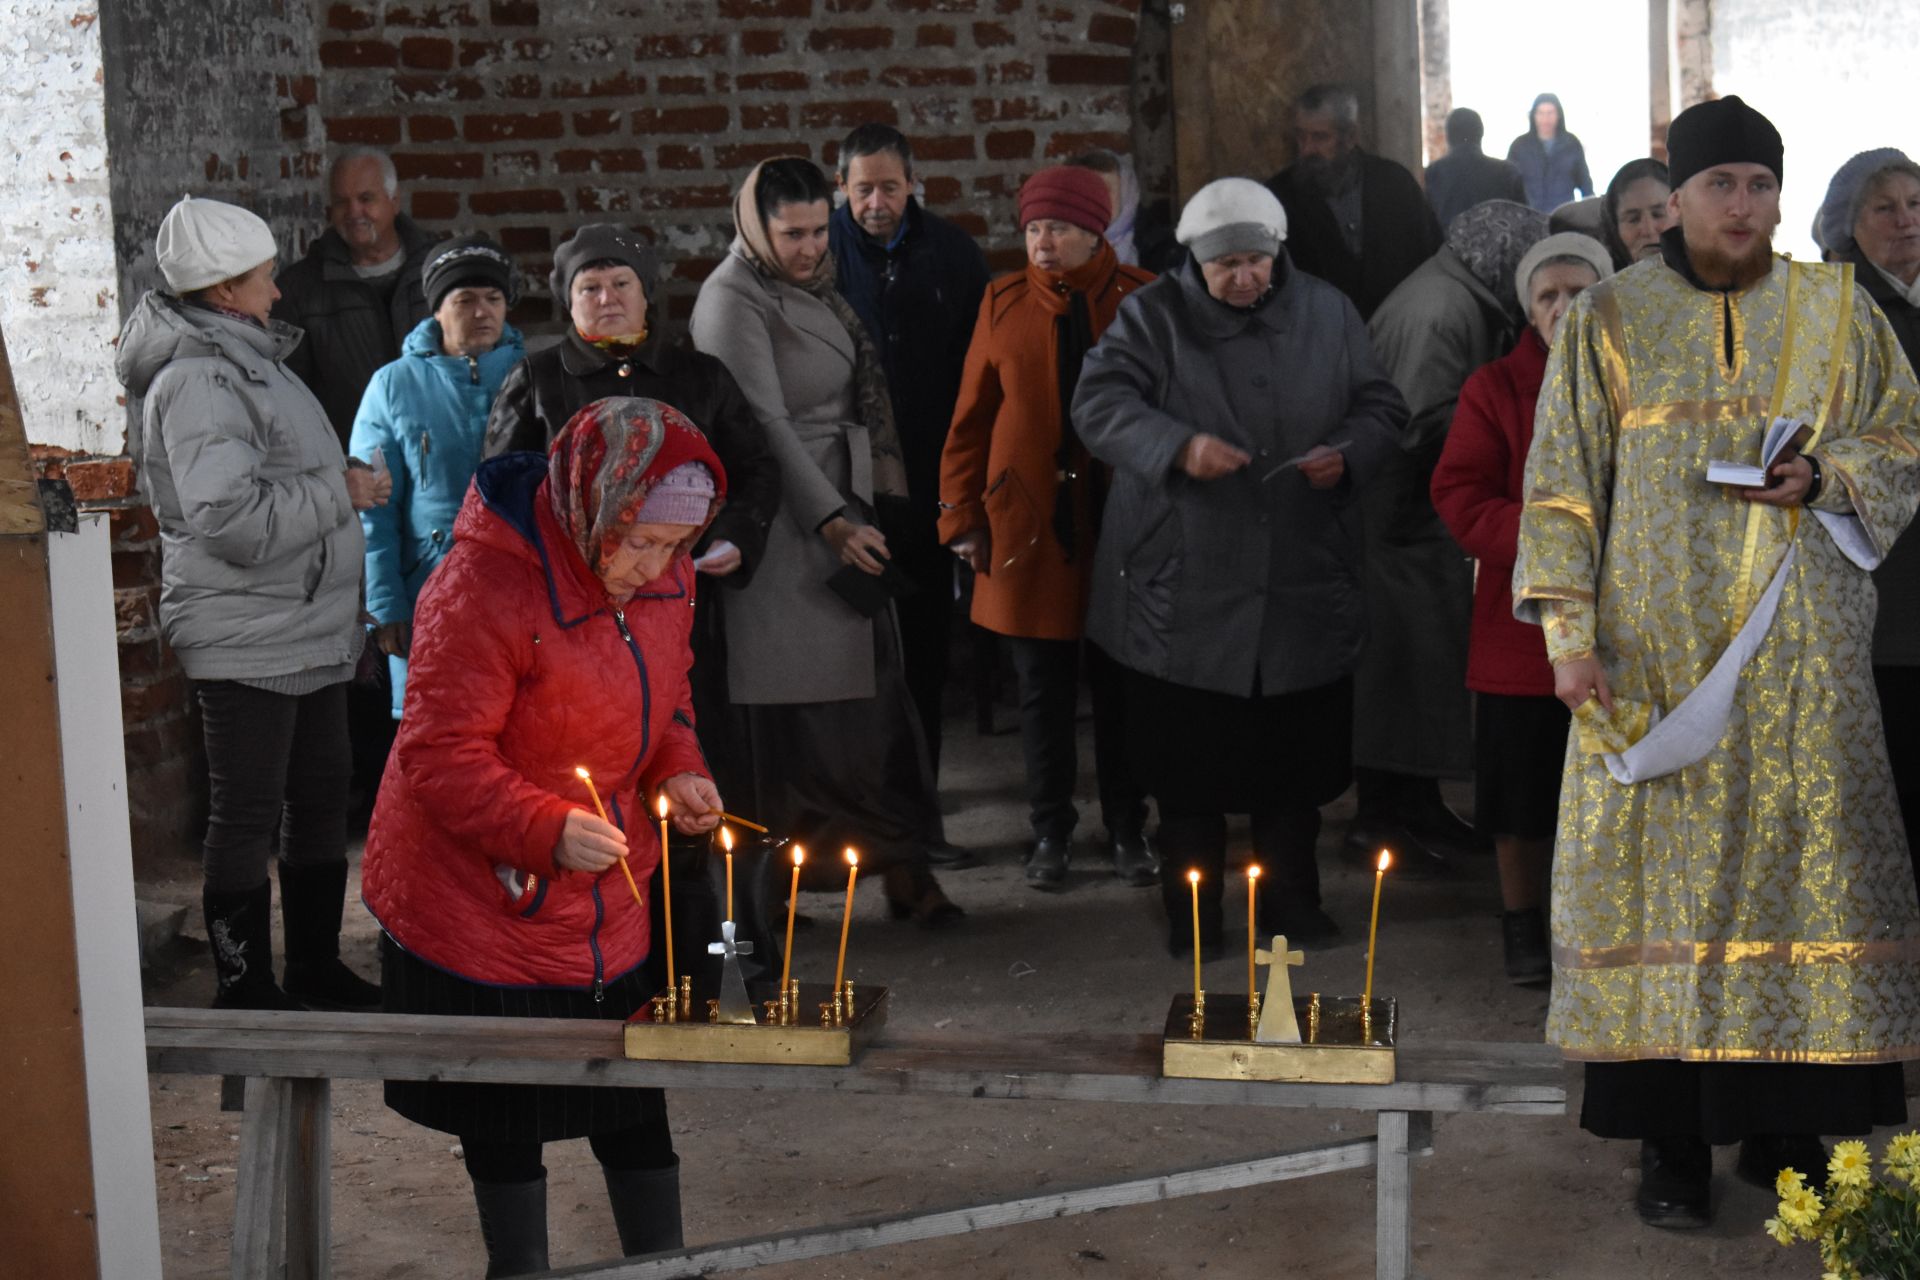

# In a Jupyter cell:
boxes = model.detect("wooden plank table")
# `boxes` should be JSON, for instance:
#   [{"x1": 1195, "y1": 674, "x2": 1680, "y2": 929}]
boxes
[{"x1": 146, "y1": 1008, "x2": 1568, "y2": 1280}]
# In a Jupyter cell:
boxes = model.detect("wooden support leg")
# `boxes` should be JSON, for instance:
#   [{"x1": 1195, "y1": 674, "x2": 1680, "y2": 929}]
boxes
[
  {"x1": 284, "y1": 1078, "x2": 332, "y2": 1280},
  {"x1": 231, "y1": 1077, "x2": 294, "y2": 1280},
  {"x1": 1374, "y1": 1110, "x2": 1432, "y2": 1280}
]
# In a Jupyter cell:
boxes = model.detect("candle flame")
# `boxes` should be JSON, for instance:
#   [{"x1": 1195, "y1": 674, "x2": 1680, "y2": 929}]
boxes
[
  {"x1": 574, "y1": 765, "x2": 592, "y2": 781},
  {"x1": 845, "y1": 847, "x2": 859, "y2": 868},
  {"x1": 1376, "y1": 849, "x2": 1392, "y2": 873},
  {"x1": 1247, "y1": 864, "x2": 1261, "y2": 880},
  {"x1": 656, "y1": 793, "x2": 669, "y2": 818},
  {"x1": 1186, "y1": 868, "x2": 1200, "y2": 885},
  {"x1": 721, "y1": 825, "x2": 734, "y2": 852},
  {"x1": 792, "y1": 844, "x2": 806, "y2": 867}
]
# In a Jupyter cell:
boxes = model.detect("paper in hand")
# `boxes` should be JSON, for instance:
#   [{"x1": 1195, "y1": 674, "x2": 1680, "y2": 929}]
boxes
[
  {"x1": 1262, "y1": 439, "x2": 1354, "y2": 483},
  {"x1": 1705, "y1": 415, "x2": 1808, "y2": 488},
  {"x1": 366, "y1": 445, "x2": 388, "y2": 478}
]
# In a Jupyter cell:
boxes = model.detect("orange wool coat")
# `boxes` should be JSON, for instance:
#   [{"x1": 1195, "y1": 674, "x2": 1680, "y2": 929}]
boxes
[{"x1": 937, "y1": 244, "x2": 1154, "y2": 640}]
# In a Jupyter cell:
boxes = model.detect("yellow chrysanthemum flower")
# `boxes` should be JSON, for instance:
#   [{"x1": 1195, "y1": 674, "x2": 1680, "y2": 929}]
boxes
[
  {"x1": 1830, "y1": 1140, "x2": 1872, "y2": 1187},
  {"x1": 1777, "y1": 1167, "x2": 1808, "y2": 1197},
  {"x1": 1763, "y1": 1215, "x2": 1795, "y2": 1246},
  {"x1": 1779, "y1": 1186, "x2": 1824, "y2": 1229},
  {"x1": 1884, "y1": 1131, "x2": 1920, "y2": 1178}
]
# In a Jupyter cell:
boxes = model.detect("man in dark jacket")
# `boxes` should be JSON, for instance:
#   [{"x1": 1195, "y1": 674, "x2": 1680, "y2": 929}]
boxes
[
  {"x1": 273, "y1": 150, "x2": 439, "y2": 447},
  {"x1": 1424, "y1": 108, "x2": 1529, "y2": 230},
  {"x1": 829, "y1": 124, "x2": 991, "y2": 782},
  {"x1": 1265, "y1": 84, "x2": 1442, "y2": 320}
]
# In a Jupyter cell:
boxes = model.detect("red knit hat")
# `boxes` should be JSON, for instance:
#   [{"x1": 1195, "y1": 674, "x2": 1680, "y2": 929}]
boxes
[{"x1": 1018, "y1": 166, "x2": 1112, "y2": 235}]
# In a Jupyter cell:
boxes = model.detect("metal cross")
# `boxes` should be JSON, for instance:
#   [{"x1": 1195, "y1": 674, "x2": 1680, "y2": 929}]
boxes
[
  {"x1": 708, "y1": 919, "x2": 757, "y2": 1025},
  {"x1": 1253, "y1": 935, "x2": 1306, "y2": 1044}
]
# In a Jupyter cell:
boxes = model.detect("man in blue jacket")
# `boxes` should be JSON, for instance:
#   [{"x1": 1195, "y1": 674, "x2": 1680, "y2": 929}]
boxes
[{"x1": 830, "y1": 123, "x2": 991, "y2": 805}]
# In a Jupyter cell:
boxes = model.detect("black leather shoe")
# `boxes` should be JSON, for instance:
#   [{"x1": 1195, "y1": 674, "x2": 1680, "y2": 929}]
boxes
[
  {"x1": 1736, "y1": 1134, "x2": 1828, "y2": 1193},
  {"x1": 1110, "y1": 833, "x2": 1160, "y2": 887},
  {"x1": 1502, "y1": 908, "x2": 1551, "y2": 986},
  {"x1": 1025, "y1": 836, "x2": 1070, "y2": 891},
  {"x1": 1636, "y1": 1137, "x2": 1712, "y2": 1229},
  {"x1": 1343, "y1": 820, "x2": 1449, "y2": 879}
]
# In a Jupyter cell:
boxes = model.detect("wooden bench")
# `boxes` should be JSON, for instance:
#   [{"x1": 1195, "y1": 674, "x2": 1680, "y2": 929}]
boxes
[{"x1": 146, "y1": 1007, "x2": 1568, "y2": 1280}]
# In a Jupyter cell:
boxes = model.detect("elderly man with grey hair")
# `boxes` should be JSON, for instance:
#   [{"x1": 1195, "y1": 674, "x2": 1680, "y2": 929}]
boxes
[
  {"x1": 1264, "y1": 83, "x2": 1442, "y2": 320},
  {"x1": 273, "y1": 148, "x2": 440, "y2": 447}
]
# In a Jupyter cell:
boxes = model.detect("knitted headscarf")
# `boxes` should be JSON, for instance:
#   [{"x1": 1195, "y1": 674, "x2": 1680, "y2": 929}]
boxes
[
  {"x1": 547, "y1": 397, "x2": 726, "y2": 578},
  {"x1": 731, "y1": 159, "x2": 908, "y2": 500},
  {"x1": 1447, "y1": 200, "x2": 1552, "y2": 317}
]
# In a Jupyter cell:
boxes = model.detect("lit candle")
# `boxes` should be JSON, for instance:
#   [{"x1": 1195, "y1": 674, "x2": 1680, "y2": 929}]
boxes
[
  {"x1": 656, "y1": 793, "x2": 675, "y2": 996},
  {"x1": 719, "y1": 811, "x2": 768, "y2": 833},
  {"x1": 833, "y1": 848, "x2": 860, "y2": 998},
  {"x1": 781, "y1": 844, "x2": 805, "y2": 999},
  {"x1": 721, "y1": 824, "x2": 735, "y2": 922},
  {"x1": 1362, "y1": 849, "x2": 1391, "y2": 1017},
  {"x1": 1246, "y1": 864, "x2": 1261, "y2": 1011},
  {"x1": 575, "y1": 767, "x2": 644, "y2": 911},
  {"x1": 1188, "y1": 869, "x2": 1202, "y2": 1009}
]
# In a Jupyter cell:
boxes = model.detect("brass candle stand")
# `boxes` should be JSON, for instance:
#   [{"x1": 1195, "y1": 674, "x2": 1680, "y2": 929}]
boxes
[
  {"x1": 625, "y1": 977, "x2": 887, "y2": 1066},
  {"x1": 1162, "y1": 992, "x2": 1397, "y2": 1084}
]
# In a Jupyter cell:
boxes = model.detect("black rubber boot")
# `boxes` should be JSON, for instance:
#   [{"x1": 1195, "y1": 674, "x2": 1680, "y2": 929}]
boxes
[
  {"x1": 203, "y1": 882, "x2": 300, "y2": 1011},
  {"x1": 278, "y1": 861, "x2": 381, "y2": 1011},
  {"x1": 604, "y1": 1158, "x2": 685, "y2": 1256},
  {"x1": 472, "y1": 1176, "x2": 549, "y2": 1277}
]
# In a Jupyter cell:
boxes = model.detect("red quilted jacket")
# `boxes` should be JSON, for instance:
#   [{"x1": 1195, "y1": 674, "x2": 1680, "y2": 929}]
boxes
[{"x1": 361, "y1": 449, "x2": 715, "y2": 990}]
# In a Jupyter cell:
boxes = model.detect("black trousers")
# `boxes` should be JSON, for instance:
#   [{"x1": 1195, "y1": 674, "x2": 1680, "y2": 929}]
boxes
[
  {"x1": 1876, "y1": 664, "x2": 1920, "y2": 888},
  {"x1": 1581, "y1": 1059, "x2": 1906, "y2": 1144},
  {"x1": 196, "y1": 680, "x2": 352, "y2": 894},
  {"x1": 1004, "y1": 637, "x2": 1146, "y2": 842},
  {"x1": 884, "y1": 504, "x2": 955, "y2": 777},
  {"x1": 462, "y1": 1124, "x2": 677, "y2": 1182},
  {"x1": 1158, "y1": 803, "x2": 1324, "y2": 932}
]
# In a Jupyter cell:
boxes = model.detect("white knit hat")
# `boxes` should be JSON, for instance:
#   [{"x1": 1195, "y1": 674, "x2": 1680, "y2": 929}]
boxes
[
  {"x1": 1512, "y1": 232, "x2": 1613, "y2": 311},
  {"x1": 1176, "y1": 178, "x2": 1288, "y2": 263},
  {"x1": 155, "y1": 195, "x2": 279, "y2": 293}
]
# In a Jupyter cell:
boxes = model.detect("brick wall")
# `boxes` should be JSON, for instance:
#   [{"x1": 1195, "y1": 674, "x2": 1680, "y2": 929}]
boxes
[{"x1": 313, "y1": 0, "x2": 1145, "y2": 327}]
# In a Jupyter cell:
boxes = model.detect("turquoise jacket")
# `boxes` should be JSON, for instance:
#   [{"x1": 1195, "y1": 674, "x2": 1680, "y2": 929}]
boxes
[{"x1": 350, "y1": 316, "x2": 526, "y2": 716}]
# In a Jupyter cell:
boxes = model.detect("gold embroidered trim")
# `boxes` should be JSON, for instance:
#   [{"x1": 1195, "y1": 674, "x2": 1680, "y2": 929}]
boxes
[
  {"x1": 1557, "y1": 1046, "x2": 1920, "y2": 1065},
  {"x1": 1525, "y1": 490, "x2": 1596, "y2": 525},
  {"x1": 1521, "y1": 585, "x2": 1595, "y2": 604},
  {"x1": 1552, "y1": 937, "x2": 1920, "y2": 968},
  {"x1": 1594, "y1": 286, "x2": 1630, "y2": 428},
  {"x1": 1619, "y1": 395, "x2": 1771, "y2": 431}
]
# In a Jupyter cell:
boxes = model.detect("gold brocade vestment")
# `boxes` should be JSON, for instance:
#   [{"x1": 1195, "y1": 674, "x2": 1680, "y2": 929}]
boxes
[{"x1": 1514, "y1": 253, "x2": 1920, "y2": 1063}]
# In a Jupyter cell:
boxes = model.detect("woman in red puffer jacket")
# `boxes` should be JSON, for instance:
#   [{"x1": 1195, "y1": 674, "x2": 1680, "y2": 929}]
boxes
[{"x1": 360, "y1": 396, "x2": 726, "y2": 1277}]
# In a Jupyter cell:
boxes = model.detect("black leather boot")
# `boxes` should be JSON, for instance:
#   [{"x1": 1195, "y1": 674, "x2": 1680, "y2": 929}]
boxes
[
  {"x1": 1502, "y1": 908, "x2": 1551, "y2": 986},
  {"x1": 472, "y1": 1175, "x2": 549, "y2": 1277},
  {"x1": 278, "y1": 861, "x2": 381, "y2": 1010},
  {"x1": 604, "y1": 1158, "x2": 685, "y2": 1256},
  {"x1": 1025, "y1": 835, "x2": 1071, "y2": 890},
  {"x1": 1109, "y1": 831, "x2": 1160, "y2": 887},
  {"x1": 1636, "y1": 1136, "x2": 1712, "y2": 1228},
  {"x1": 203, "y1": 882, "x2": 300, "y2": 1011}
]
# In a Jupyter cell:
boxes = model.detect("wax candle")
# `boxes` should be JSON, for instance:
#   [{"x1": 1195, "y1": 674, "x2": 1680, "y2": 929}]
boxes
[
  {"x1": 1246, "y1": 864, "x2": 1261, "y2": 1011},
  {"x1": 1362, "y1": 849, "x2": 1391, "y2": 1017},
  {"x1": 719, "y1": 811, "x2": 768, "y2": 833},
  {"x1": 656, "y1": 793, "x2": 675, "y2": 995},
  {"x1": 721, "y1": 824, "x2": 735, "y2": 922},
  {"x1": 575, "y1": 767, "x2": 644, "y2": 911},
  {"x1": 833, "y1": 848, "x2": 860, "y2": 998},
  {"x1": 781, "y1": 845, "x2": 805, "y2": 999},
  {"x1": 1188, "y1": 869, "x2": 1202, "y2": 1009}
]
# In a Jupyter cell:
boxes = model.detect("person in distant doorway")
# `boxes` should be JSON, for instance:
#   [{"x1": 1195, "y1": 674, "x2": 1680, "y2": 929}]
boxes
[
  {"x1": 1424, "y1": 108, "x2": 1528, "y2": 230},
  {"x1": 1506, "y1": 93, "x2": 1594, "y2": 213},
  {"x1": 1599, "y1": 158, "x2": 1674, "y2": 269}
]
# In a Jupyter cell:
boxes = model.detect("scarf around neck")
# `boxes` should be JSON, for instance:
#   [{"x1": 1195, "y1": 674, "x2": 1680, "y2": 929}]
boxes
[{"x1": 1030, "y1": 240, "x2": 1121, "y2": 559}]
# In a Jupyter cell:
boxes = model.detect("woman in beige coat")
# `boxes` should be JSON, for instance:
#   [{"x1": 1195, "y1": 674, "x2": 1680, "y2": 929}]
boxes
[{"x1": 691, "y1": 157, "x2": 958, "y2": 925}]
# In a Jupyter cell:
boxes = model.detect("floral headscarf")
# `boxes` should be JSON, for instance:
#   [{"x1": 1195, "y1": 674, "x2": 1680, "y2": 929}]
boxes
[
  {"x1": 547, "y1": 397, "x2": 726, "y2": 577},
  {"x1": 1446, "y1": 200, "x2": 1551, "y2": 315}
]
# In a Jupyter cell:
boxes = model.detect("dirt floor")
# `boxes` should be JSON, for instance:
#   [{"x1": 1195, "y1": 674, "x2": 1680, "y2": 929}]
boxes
[{"x1": 142, "y1": 706, "x2": 1879, "y2": 1279}]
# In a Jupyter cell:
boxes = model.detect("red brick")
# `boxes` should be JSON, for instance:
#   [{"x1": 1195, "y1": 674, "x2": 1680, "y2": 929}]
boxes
[
  {"x1": 574, "y1": 186, "x2": 633, "y2": 215},
  {"x1": 123, "y1": 674, "x2": 189, "y2": 728},
  {"x1": 386, "y1": 3, "x2": 481, "y2": 26},
  {"x1": 458, "y1": 38, "x2": 501, "y2": 65},
  {"x1": 800, "y1": 99, "x2": 898, "y2": 129},
  {"x1": 572, "y1": 109, "x2": 624, "y2": 137},
  {"x1": 287, "y1": 73, "x2": 318, "y2": 106},
  {"x1": 399, "y1": 35, "x2": 455, "y2": 68},
  {"x1": 657, "y1": 144, "x2": 705, "y2": 170},
  {"x1": 408, "y1": 114, "x2": 459, "y2": 141},
  {"x1": 972, "y1": 20, "x2": 1013, "y2": 46},
  {"x1": 740, "y1": 30, "x2": 787, "y2": 55},
  {"x1": 1087, "y1": 12, "x2": 1136, "y2": 45},
  {"x1": 826, "y1": 0, "x2": 873, "y2": 9},
  {"x1": 737, "y1": 70, "x2": 807, "y2": 91},
  {"x1": 985, "y1": 244, "x2": 1024, "y2": 272},
  {"x1": 635, "y1": 184, "x2": 733, "y2": 210},
  {"x1": 890, "y1": 0, "x2": 982, "y2": 9},
  {"x1": 498, "y1": 225, "x2": 551, "y2": 252},
  {"x1": 633, "y1": 104, "x2": 730, "y2": 133},
  {"x1": 825, "y1": 68, "x2": 872, "y2": 88},
  {"x1": 326, "y1": 115, "x2": 403, "y2": 145},
  {"x1": 715, "y1": 140, "x2": 808, "y2": 168},
  {"x1": 124, "y1": 719, "x2": 196, "y2": 773},
  {"x1": 808, "y1": 26, "x2": 892, "y2": 52},
  {"x1": 111, "y1": 546, "x2": 161, "y2": 592},
  {"x1": 881, "y1": 64, "x2": 975, "y2": 87},
  {"x1": 740, "y1": 102, "x2": 790, "y2": 131},
  {"x1": 68, "y1": 460, "x2": 136, "y2": 503},
  {"x1": 392, "y1": 73, "x2": 484, "y2": 101},
  {"x1": 554, "y1": 148, "x2": 648, "y2": 174},
  {"x1": 412, "y1": 190, "x2": 461, "y2": 219},
  {"x1": 499, "y1": 72, "x2": 543, "y2": 98},
  {"x1": 636, "y1": 33, "x2": 727, "y2": 59},
  {"x1": 987, "y1": 58, "x2": 1035, "y2": 84},
  {"x1": 658, "y1": 75, "x2": 705, "y2": 94},
  {"x1": 469, "y1": 188, "x2": 566, "y2": 215},
  {"x1": 913, "y1": 134, "x2": 976, "y2": 161},
  {"x1": 464, "y1": 111, "x2": 563, "y2": 142},
  {"x1": 719, "y1": 0, "x2": 811, "y2": 15},
  {"x1": 671, "y1": 257, "x2": 723, "y2": 282},
  {"x1": 489, "y1": 150, "x2": 542, "y2": 180},
  {"x1": 394, "y1": 151, "x2": 484, "y2": 180},
  {"x1": 281, "y1": 109, "x2": 309, "y2": 142},
  {"x1": 489, "y1": 0, "x2": 538, "y2": 23},
  {"x1": 108, "y1": 504, "x2": 159, "y2": 546},
  {"x1": 1047, "y1": 129, "x2": 1130, "y2": 157},
  {"x1": 917, "y1": 23, "x2": 957, "y2": 46},
  {"x1": 319, "y1": 39, "x2": 397, "y2": 68},
  {"x1": 553, "y1": 71, "x2": 646, "y2": 98},
  {"x1": 922, "y1": 175, "x2": 963, "y2": 203},
  {"x1": 984, "y1": 128, "x2": 1035, "y2": 160},
  {"x1": 327, "y1": 3, "x2": 377, "y2": 30},
  {"x1": 1045, "y1": 53, "x2": 1131, "y2": 85}
]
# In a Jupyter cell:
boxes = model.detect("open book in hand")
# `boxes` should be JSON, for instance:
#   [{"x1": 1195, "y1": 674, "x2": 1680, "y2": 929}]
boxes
[{"x1": 1705, "y1": 415, "x2": 1811, "y2": 488}]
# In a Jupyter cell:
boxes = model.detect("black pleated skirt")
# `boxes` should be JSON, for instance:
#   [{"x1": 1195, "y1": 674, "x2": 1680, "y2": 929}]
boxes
[
  {"x1": 1581, "y1": 1059, "x2": 1908, "y2": 1144},
  {"x1": 380, "y1": 934, "x2": 667, "y2": 1143},
  {"x1": 1472, "y1": 692, "x2": 1571, "y2": 839}
]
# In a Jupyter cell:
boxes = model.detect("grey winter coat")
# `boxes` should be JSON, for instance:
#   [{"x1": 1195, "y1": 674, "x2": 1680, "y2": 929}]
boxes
[
  {"x1": 115, "y1": 293, "x2": 366, "y2": 682},
  {"x1": 688, "y1": 246, "x2": 880, "y2": 705},
  {"x1": 1074, "y1": 253, "x2": 1409, "y2": 698}
]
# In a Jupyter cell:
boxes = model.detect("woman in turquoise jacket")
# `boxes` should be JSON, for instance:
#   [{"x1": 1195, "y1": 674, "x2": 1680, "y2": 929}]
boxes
[{"x1": 351, "y1": 235, "x2": 525, "y2": 717}]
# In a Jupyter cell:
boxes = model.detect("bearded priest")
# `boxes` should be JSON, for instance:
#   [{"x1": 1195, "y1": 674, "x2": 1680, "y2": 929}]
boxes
[{"x1": 1514, "y1": 95, "x2": 1920, "y2": 1230}]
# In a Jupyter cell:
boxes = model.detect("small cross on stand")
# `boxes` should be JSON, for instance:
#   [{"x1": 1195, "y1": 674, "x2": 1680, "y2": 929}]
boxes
[
  {"x1": 1252, "y1": 935, "x2": 1306, "y2": 1043},
  {"x1": 708, "y1": 919, "x2": 758, "y2": 1025}
]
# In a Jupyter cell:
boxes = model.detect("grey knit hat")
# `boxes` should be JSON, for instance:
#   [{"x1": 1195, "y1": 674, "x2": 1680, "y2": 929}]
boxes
[
  {"x1": 549, "y1": 223, "x2": 662, "y2": 305},
  {"x1": 1814, "y1": 148, "x2": 1920, "y2": 255},
  {"x1": 1513, "y1": 232, "x2": 1613, "y2": 311},
  {"x1": 633, "y1": 460, "x2": 717, "y2": 526}
]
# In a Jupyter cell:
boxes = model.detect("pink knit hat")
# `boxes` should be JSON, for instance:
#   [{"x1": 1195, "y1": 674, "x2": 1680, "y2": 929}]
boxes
[
  {"x1": 633, "y1": 461, "x2": 717, "y2": 526},
  {"x1": 1018, "y1": 166, "x2": 1112, "y2": 235}
]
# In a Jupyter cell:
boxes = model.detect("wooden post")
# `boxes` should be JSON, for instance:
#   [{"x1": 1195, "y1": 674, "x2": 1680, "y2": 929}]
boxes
[
  {"x1": 1372, "y1": 1109, "x2": 1432, "y2": 1280},
  {"x1": 1371, "y1": 0, "x2": 1425, "y2": 175},
  {"x1": 232, "y1": 1076, "x2": 295, "y2": 1280},
  {"x1": 285, "y1": 1078, "x2": 333, "y2": 1280}
]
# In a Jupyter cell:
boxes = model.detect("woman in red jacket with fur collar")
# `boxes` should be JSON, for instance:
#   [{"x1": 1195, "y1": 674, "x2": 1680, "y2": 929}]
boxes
[{"x1": 361, "y1": 396, "x2": 726, "y2": 1276}]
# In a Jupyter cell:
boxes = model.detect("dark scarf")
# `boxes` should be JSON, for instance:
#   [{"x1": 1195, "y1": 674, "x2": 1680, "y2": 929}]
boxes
[{"x1": 1033, "y1": 240, "x2": 1121, "y2": 560}]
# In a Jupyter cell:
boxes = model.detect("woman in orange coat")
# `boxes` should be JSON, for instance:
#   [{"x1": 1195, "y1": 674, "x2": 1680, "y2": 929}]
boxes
[{"x1": 938, "y1": 166, "x2": 1156, "y2": 891}]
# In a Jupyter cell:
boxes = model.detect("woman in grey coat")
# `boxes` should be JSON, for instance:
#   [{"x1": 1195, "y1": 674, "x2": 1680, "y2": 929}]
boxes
[
  {"x1": 690, "y1": 157, "x2": 957, "y2": 926},
  {"x1": 1075, "y1": 179, "x2": 1408, "y2": 952},
  {"x1": 116, "y1": 196, "x2": 390, "y2": 1011}
]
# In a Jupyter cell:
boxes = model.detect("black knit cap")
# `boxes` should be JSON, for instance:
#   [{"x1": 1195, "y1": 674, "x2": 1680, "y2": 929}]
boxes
[
  {"x1": 1665, "y1": 95, "x2": 1783, "y2": 191},
  {"x1": 422, "y1": 234, "x2": 517, "y2": 311},
  {"x1": 548, "y1": 223, "x2": 661, "y2": 307}
]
